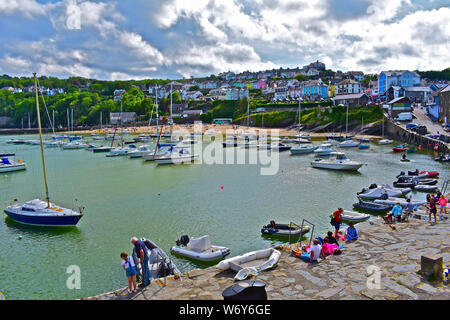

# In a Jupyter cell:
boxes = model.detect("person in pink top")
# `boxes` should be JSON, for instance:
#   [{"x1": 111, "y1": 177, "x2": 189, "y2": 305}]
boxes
[
  {"x1": 320, "y1": 238, "x2": 342, "y2": 259},
  {"x1": 439, "y1": 194, "x2": 448, "y2": 220}
]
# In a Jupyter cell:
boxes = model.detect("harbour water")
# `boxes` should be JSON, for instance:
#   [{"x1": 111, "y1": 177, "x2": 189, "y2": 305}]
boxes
[{"x1": 0, "y1": 134, "x2": 448, "y2": 299}]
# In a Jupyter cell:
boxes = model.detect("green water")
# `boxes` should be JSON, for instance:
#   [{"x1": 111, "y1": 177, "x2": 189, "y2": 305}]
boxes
[{"x1": 0, "y1": 134, "x2": 448, "y2": 299}]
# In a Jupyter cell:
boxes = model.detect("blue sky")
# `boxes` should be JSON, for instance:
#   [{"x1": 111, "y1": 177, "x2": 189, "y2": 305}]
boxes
[{"x1": 0, "y1": 0, "x2": 449, "y2": 80}]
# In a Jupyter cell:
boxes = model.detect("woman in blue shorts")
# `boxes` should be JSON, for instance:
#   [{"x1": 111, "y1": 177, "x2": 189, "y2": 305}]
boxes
[{"x1": 121, "y1": 252, "x2": 137, "y2": 293}]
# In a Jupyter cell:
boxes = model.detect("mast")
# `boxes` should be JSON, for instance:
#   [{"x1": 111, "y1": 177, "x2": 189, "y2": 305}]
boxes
[
  {"x1": 67, "y1": 109, "x2": 70, "y2": 137},
  {"x1": 247, "y1": 98, "x2": 250, "y2": 127},
  {"x1": 33, "y1": 73, "x2": 50, "y2": 207},
  {"x1": 170, "y1": 82, "x2": 173, "y2": 137},
  {"x1": 298, "y1": 99, "x2": 301, "y2": 133},
  {"x1": 52, "y1": 110, "x2": 55, "y2": 134},
  {"x1": 120, "y1": 99, "x2": 124, "y2": 146},
  {"x1": 100, "y1": 111, "x2": 102, "y2": 131},
  {"x1": 156, "y1": 86, "x2": 159, "y2": 136},
  {"x1": 345, "y1": 105, "x2": 349, "y2": 135},
  {"x1": 28, "y1": 112, "x2": 30, "y2": 129},
  {"x1": 71, "y1": 108, "x2": 74, "y2": 135}
]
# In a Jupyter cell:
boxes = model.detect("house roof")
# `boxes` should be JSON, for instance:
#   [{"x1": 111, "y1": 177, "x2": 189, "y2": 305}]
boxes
[
  {"x1": 331, "y1": 93, "x2": 367, "y2": 100},
  {"x1": 388, "y1": 96, "x2": 411, "y2": 104},
  {"x1": 441, "y1": 84, "x2": 450, "y2": 93},
  {"x1": 381, "y1": 70, "x2": 420, "y2": 78},
  {"x1": 403, "y1": 86, "x2": 433, "y2": 92}
]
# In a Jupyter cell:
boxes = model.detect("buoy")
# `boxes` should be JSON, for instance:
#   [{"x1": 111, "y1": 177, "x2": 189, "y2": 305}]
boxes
[
  {"x1": 220, "y1": 186, "x2": 224, "y2": 190},
  {"x1": 157, "y1": 192, "x2": 160, "y2": 196},
  {"x1": 18, "y1": 235, "x2": 22, "y2": 240},
  {"x1": 418, "y1": 145, "x2": 422, "y2": 150}
]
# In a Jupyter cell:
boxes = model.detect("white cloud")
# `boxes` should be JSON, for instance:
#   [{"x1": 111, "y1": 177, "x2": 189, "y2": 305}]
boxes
[
  {"x1": 0, "y1": 0, "x2": 46, "y2": 17},
  {"x1": 118, "y1": 31, "x2": 165, "y2": 66}
]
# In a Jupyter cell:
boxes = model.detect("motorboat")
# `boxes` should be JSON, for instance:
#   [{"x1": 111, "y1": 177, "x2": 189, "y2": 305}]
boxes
[
  {"x1": 62, "y1": 141, "x2": 90, "y2": 150},
  {"x1": 290, "y1": 145, "x2": 317, "y2": 155},
  {"x1": 170, "y1": 235, "x2": 230, "y2": 262},
  {"x1": 338, "y1": 140, "x2": 359, "y2": 148},
  {"x1": 358, "y1": 138, "x2": 373, "y2": 143},
  {"x1": 281, "y1": 137, "x2": 311, "y2": 144},
  {"x1": 91, "y1": 146, "x2": 112, "y2": 153},
  {"x1": 133, "y1": 238, "x2": 181, "y2": 280},
  {"x1": 435, "y1": 154, "x2": 450, "y2": 162},
  {"x1": 408, "y1": 170, "x2": 439, "y2": 178},
  {"x1": 313, "y1": 143, "x2": 337, "y2": 156},
  {"x1": 105, "y1": 134, "x2": 121, "y2": 141},
  {"x1": 374, "y1": 197, "x2": 427, "y2": 207},
  {"x1": 358, "y1": 144, "x2": 370, "y2": 149},
  {"x1": 257, "y1": 143, "x2": 291, "y2": 151},
  {"x1": 331, "y1": 210, "x2": 370, "y2": 223},
  {"x1": 106, "y1": 145, "x2": 137, "y2": 157},
  {"x1": 143, "y1": 144, "x2": 176, "y2": 161},
  {"x1": 261, "y1": 222, "x2": 310, "y2": 237},
  {"x1": 353, "y1": 200, "x2": 393, "y2": 213},
  {"x1": 216, "y1": 248, "x2": 281, "y2": 274},
  {"x1": 393, "y1": 145, "x2": 408, "y2": 152},
  {"x1": 127, "y1": 145, "x2": 152, "y2": 158},
  {"x1": 4, "y1": 199, "x2": 83, "y2": 226},
  {"x1": 0, "y1": 154, "x2": 26, "y2": 173},
  {"x1": 311, "y1": 152, "x2": 364, "y2": 171},
  {"x1": 325, "y1": 139, "x2": 340, "y2": 146},
  {"x1": 378, "y1": 139, "x2": 393, "y2": 145},
  {"x1": 155, "y1": 148, "x2": 199, "y2": 165}
]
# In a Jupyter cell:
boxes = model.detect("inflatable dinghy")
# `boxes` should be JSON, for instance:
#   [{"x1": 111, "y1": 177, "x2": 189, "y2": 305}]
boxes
[{"x1": 170, "y1": 235, "x2": 230, "y2": 262}]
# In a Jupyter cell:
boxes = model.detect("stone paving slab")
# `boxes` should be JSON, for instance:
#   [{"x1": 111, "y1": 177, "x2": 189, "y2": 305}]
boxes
[{"x1": 85, "y1": 210, "x2": 450, "y2": 300}]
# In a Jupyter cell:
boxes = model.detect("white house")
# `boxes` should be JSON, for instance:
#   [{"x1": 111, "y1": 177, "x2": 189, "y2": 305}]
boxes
[{"x1": 336, "y1": 79, "x2": 362, "y2": 95}]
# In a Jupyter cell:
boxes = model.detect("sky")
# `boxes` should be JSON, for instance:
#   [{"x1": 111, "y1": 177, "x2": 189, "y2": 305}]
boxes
[{"x1": 0, "y1": 0, "x2": 449, "y2": 80}]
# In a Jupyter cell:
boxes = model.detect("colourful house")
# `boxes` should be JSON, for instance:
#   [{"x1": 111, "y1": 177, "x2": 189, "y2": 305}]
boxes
[{"x1": 303, "y1": 80, "x2": 328, "y2": 100}]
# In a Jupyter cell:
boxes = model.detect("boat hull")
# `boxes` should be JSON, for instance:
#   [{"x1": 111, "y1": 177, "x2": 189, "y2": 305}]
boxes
[
  {"x1": 170, "y1": 246, "x2": 230, "y2": 262},
  {"x1": 311, "y1": 161, "x2": 362, "y2": 171},
  {"x1": 0, "y1": 164, "x2": 26, "y2": 173},
  {"x1": 4, "y1": 209, "x2": 82, "y2": 226}
]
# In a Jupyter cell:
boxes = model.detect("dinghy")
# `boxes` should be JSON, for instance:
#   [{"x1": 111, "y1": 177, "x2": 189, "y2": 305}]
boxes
[
  {"x1": 357, "y1": 186, "x2": 404, "y2": 200},
  {"x1": 261, "y1": 221, "x2": 310, "y2": 237},
  {"x1": 414, "y1": 185, "x2": 438, "y2": 192},
  {"x1": 374, "y1": 197, "x2": 427, "y2": 207},
  {"x1": 170, "y1": 235, "x2": 230, "y2": 262},
  {"x1": 216, "y1": 248, "x2": 281, "y2": 273},
  {"x1": 339, "y1": 210, "x2": 370, "y2": 222},
  {"x1": 353, "y1": 200, "x2": 393, "y2": 213},
  {"x1": 133, "y1": 238, "x2": 181, "y2": 280}
]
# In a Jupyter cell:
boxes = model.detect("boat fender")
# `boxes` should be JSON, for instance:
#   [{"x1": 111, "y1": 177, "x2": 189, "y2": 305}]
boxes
[{"x1": 17, "y1": 158, "x2": 22, "y2": 163}]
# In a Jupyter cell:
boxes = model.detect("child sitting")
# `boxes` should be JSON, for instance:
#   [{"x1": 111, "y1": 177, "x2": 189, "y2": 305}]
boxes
[{"x1": 345, "y1": 222, "x2": 358, "y2": 242}]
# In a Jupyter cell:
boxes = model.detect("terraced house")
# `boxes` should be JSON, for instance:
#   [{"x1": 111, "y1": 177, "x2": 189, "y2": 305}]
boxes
[
  {"x1": 378, "y1": 70, "x2": 421, "y2": 95},
  {"x1": 302, "y1": 80, "x2": 328, "y2": 101}
]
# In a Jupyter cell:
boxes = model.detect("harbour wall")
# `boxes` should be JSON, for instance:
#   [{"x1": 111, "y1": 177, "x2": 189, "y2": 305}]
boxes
[{"x1": 384, "y1": 114, "x2": 449, "y2": 154}]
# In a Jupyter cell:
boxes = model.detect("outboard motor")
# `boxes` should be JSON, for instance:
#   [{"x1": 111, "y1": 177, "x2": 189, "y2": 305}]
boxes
[
  {"x1": 176, "y1": 235, "x2": 189, "y2": 246},
  {"x1": 380, "y1": 193, "x2": 389, "y2": 200},
  {"x1": 369, "y1": 183, "x2": 377, "y2": 189},
  {"x1": 397, "y1": 171, "x2": 405, "y2": 178}
]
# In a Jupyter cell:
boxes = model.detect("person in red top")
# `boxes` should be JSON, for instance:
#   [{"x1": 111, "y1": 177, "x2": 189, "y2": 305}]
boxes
[{"x1": 331, "y1": 208, "x2": 343, "y2": 237}]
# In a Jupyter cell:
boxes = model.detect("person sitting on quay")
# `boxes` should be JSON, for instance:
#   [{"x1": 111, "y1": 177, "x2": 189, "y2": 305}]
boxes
[
  {"x1": 324, "y1": 231, "x2": 340, "y2": 246},
  {"x1": 305, "y1": 239, "x2": 322, "y2": 266},
  {"x1": 387, "y1": 202, "x2": 403, "y2": 223},
  {"x1": 403, "y1": 198, "x2": 415, "y2": 221},
  {"x1": 345, "y1": 222, "x2": 358, "y2": 243},
  {"x1": 320, "y1": 238, "x2": 342, "y2": 259}
]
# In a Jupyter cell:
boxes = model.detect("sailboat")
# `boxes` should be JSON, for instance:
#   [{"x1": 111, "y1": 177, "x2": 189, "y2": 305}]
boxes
[
  {"x1": 4, "y1": 73, "x2": 84, "y2": 226},
  {"x1": 378, "y1": 113, "x2": 393, "y2": 145},
  {"x1": 107, "y1": 100, "x2": 136, "y2": 156}
]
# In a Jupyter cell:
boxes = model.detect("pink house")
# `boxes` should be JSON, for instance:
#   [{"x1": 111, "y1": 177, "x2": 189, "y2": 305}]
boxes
[{"x1": 257, "y1": 79, "x2": 267, "y2": 89}]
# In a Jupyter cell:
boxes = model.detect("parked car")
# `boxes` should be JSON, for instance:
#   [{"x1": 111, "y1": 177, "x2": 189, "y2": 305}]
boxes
[
  {"x1": 411, "y1": 125, "x2": 428, "y2": 135},
  {"x1": 406, "y1": 123, "x2": 418, "y2": 130},
  {"x1": 394, "y1": 112, "x2": 413, "y2": 121}
]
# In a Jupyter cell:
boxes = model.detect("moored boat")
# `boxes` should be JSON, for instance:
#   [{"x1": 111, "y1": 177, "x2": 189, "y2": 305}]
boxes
[
  {"x1": 353, "y1": 200, "x2": 393, "y2": 213},
  {"x1": 261, "y1": 222, "x2": 310, "y2": 237},
  {"x1": 170, "y1": 235, "x2": 230, "y2": 262},
  {"x1": 0, "y1": 154, "x2": 26, "y2": 173},
  {"x1": 311, "y1": 152, "x2": 364, "y2": 171},
  {"x1": 290, "y1": 145, "x2": 317, "y2": 155}
]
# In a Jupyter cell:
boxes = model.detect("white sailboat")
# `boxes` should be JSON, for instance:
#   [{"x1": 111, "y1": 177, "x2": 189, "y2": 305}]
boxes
[{"x1": 3, "y1": 73, "x2": 84, "y2": 226}]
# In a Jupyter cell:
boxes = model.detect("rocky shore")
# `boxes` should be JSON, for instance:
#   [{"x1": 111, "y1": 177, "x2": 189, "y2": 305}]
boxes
[{"x1": 85, "y1": 207, "x2": 449, "y2": 300}]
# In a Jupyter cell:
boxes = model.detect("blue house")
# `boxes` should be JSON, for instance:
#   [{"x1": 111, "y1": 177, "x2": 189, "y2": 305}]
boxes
[
  {"x1": 303, "y1": 80, "x2": 328, "y2": 100},
  {"x1": 378, "y1": 70, "x2": 421, "y2": 95}
]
